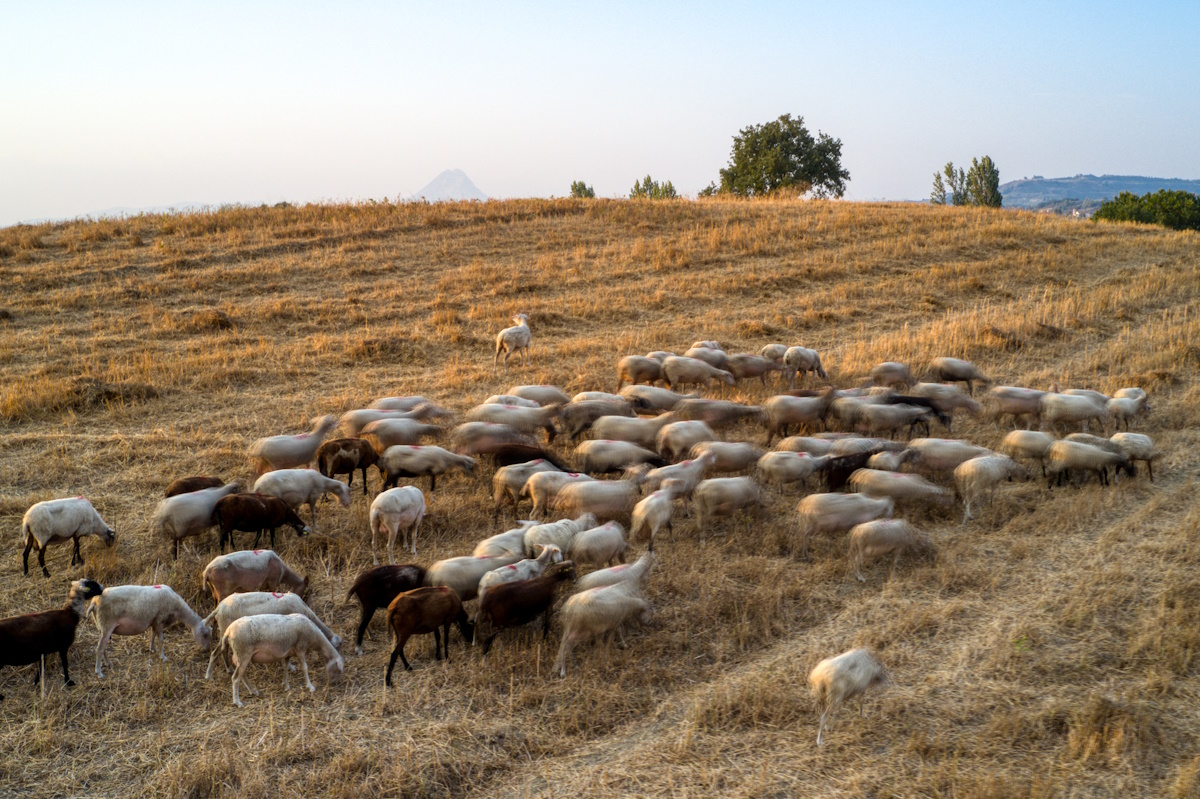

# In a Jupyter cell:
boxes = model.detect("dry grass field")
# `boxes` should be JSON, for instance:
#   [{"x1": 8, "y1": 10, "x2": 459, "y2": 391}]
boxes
[{"x1": 1, "y1": 197, "x2": 1198, "y2": 798}]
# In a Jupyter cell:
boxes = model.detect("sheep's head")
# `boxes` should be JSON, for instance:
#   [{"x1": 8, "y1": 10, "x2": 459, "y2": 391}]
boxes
[
  {"x1": 332, "y1": 483, "x2": 352, "y2": 508},
  {"x1": 102, "y1": 526, "x2": 116, "y2": 545},
  {"x1": 195, "y1": 622, "x2": 214, "y2": 651},
  {"x1": 718, "y1": 371, "x2": 737, "y2": 386},
  {"x1": 636, "y1": 604, "x2": 655, "y2": 626},
  {"x1": 326, "y1": 654, "x2": 346, "y2": 683},
  {"x1": 71, "y1": 579, "x2": 105, "y2": 605},
  {"x1": 296, "y1": 577, "x2": 311, "y2": 601}
]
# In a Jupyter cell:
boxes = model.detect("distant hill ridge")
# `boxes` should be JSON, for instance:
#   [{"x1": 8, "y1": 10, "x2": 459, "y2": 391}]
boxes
[{"x1": 1000, "y1": 174, "x2": 1200, "y2": 209}]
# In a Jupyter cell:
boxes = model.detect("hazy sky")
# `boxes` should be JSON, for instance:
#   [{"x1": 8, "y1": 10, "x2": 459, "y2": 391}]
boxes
[{"x1": 3, "y1": 1, "x2": 1198, "y2": 226}]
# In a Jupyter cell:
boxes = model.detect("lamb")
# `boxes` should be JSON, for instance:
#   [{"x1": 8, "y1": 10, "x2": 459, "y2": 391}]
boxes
[
  {"x1": 629, "y1": 480, "x2": 683, "y2": 544},
  {"x1": 854, "y1": 403, "x2": 933, "y2": 439},
  {"x1": 425, "y1": 554, "x2": 523, "y2": 603},
  {"x1": 808, "y1": 648, "x2": 888, "y2": 746},
  {"x1": 575, "y1": 551, "x2": 655, "y2": 592},
  {"x1": 521, "y1": 471, "x2": 595, "y2": 518},
  {"x1": 345, "y1": 564, "x2": 427, "y2": 655},
  {"x1": 756, "y1": 451, "x2": 831, "y2": 491},
  {"x1": 591, "y1": 413, "x2": 679, "y2": 451},
  {"x1": 385, "y1": 587, "x2": 467, "y2": 681},
  {"x1": 998, "y1": 430, "x2": 1057, "y2": 476},
  {"x1": 906, "y1": 438, "x2": 994, "y2": 475},
  {"x1": 492, "y1": 460, "x2": 562, "y2": 524},
  {"x1": 369, "y1": 486, "x2": 426, "y2": 564},
  {"x1": 558, "y1": 399, "x2": 637, "y2": 441},
  {"x1": 865, "y1": 449, "x2": 916, "y2": 472},
  {"x1": 523, "y1": 514, "x2": 599, "y2": 558},
  {"x1": 164, "y1": 476, "x2": 224, "y2": 497},
  {"x1": 784, "y1": 346, "x2": 829, "y2": 387},
  {"x1": 569, "y1": 522, "x2": 628, "y2": 567},
  {"x1": 152, "y1": 483, "x2": 241, "y2": 561},
  {"x1": 21, "y1": 497, "x2": 116, "y2": 577},
  {"x1": 1107, "y1": 395, "x2": 1149, "y2": 430},
  {"x1": 727, "y1": 353, "x2": 786, "y2": 386},
  {"x1": 693, "y1": 477, "x2": 764, "y2": 542},
  {"x1": 656, "y1": 419, "x2": 718, "y2": 462},
  {"x1": 662, "y1": 356, "x2": 736, "y2": 390},
  {"x1": 203, "y1": 590, "x2": 341, "y2": 676},
  {"x1": 1045, "y1": 440, "x2": 1136, "y2": 488},
  {"x1": 221, "y1": 614, "x2": 344, "y2": 707},
  {"x1": 554, "y1": 581, "x2": 654, "y2": 677},
  {"x1": 575, "y1": 440, "x2": 665, "y2": 474},
  {"x1": 252, "y1": 469, "x2": 351, "y2": 534},
  {"x1": 689, "y1": 441, "x2": 765, "y2": 474},
  {"x1": 763, "y1": 387, "x2": 836, "y2": 445},
  {"x1": 213, "y1": 492, "x2": 310, "y2": 552},
  {"x1": 450, "y1": 422, "x2": 538, "y2": 456},
  {"x1": 619, "y1": 385, "x2": 694, "y2": 412},
  {"x1": 795, "y1": 493, "x2": 895, "y2": 561},
  {"x1": 552, "y1": 479, "x2": 642, "y2": 522},
  {"x1": 984, "y1": 386, "x2": 1046, "y2": 428},
  {"x1": 249, "y1": 415, "x2": 337, "y2": 475},
  {"x1": 475, "y1": 562, "x2": 577, "y2": 655},
  {"x1": 474, "y1": 522, "x2": 539, "y2": 558},
  {"x1": 683, "y1": 346, "x2": 729, "y2": 370},
  {"x1": 0, "y1": 579, "x2": 104, "y2": 699},
  {"x1": 494, "y1": 313, "x2": 532, "y2": 368},
  {"x1": 1110, "y1": 433, "x2": 1161, "y2": 481},
  {"x1": 847, "y1": 469, "x2": 953, "y2": 507},
  {"x1": 869, "y1": 361, "x2": 914, "y2": 389},
  {"x1": 466, "y1": 403, "x2": 561, "y2": 443},
  {"x1": 316, "y1": 437, "x2": 380, "y2": 495},
  {"x1": 202, "y1": 550, "x2": 308, "y2": 604},
  {"x1": 483, "y1": 394, "x2": 541, "y2": 408},
  {"x1": 508, "y1": 384, "x2": 572, "y2": 406},
  {"x1": 928, "y1": 356, "x2": 991, "y2": 394},
  {"x1": 672, "y1": 398, "x2": 765, "y2": 429},
  {"x1": 476, "y1": 545, "x2": 565, "y2": 608},
  {"x1": 847, "y1": 520, "x2": 932, "y2": 583},
  {"x1": 1040, "y1": 393, "x2": 1110, "y2": 434},
  {"x1": 378, "y1": 445, "x2": 476, "y2": 491},
  {"x1": 954, "y1": 455, "x2": 1030, "y2": 524}
]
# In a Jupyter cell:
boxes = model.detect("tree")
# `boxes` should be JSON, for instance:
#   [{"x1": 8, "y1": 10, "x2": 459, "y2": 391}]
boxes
[
  {"x1": 931, "y1": 156, "x2": 1001, "y2": 207},
  {"x1": 569, "y1": 181, "x2": 595, "y2": 199},
  {"x1": 931, "y1": 162, "x2": 966, "y2": 205},
  {"x1": 1094, "y1": 190, "x2": 1200, "y2": 231},
  {"x1": 629, "y1": 175, "x2": 678, "y2": 200},
  {"x1": 716, "y1": 113, "x2": 849, "y2": 198}
]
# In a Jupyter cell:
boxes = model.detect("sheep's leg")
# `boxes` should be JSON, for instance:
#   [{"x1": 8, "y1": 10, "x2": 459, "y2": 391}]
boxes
[
  {"x1": 205, "y1": 641, "x2": 223, "y2": 679},
  {"x1": 38, "y1": 547, "x2": 50, "y2": 578},
  {"x1": 156, "y1": 622, "x2": 168, "y2": 661},
  {"x1": 22, "y1": 538, "x2": 34, "y2": 576},
  {"x1": 890, "y1": 550, "x2": 901, "y2": 579},
  {"x1": 299, "y1": 654, "x2": 315, "y2": 692},
  {"x1": 231, "y1": 667, "x2": 246, "y2": 707},
  {"x1": 371, "y1": 521, "x2": 380, "y2": 566},
  {"x1": 387, "y1": 523, "x2": 397, "y2": 566},
  {"x1": 95, "y1": 625, "x2": 117, "y2": 678},
  {"x1": 429, "y1": 473, "x2": 437, "y2": 492},
  {"x1": 385, "y1": 638, "x2": 410, "y2": 686},
  {"x1": 355, "y1": 607, "x2": 373, "y2": 656},
  {"x1": 282, "y1": 659, "x2": 291, "y2": 691},
  {"x1": 59, "y1": 649, "x2": 73, "y2": 687},
  {"x1": 554, "y1": 634, "x2": 578, "y2": 678},
  {"x1": 1148, "y1": 461, "x2": 1154, "y2": 482},
  {"x1": 816, "y1": 705, "x2": 830, "y2": 747},
  {"x1": 433, "y1": 628, "x2": 443, "y2": 661},
  {"x1": 360, "y1": 467, "x2": 369, "y2": 495},
  {"x1": 71, "y1": 537, "x2": 82, "y2": 566}
]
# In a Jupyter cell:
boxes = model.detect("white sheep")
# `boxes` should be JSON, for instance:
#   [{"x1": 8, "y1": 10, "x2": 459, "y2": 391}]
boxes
[
  {"x1": 492, "y1": 460, "x2": 562, "y2": 524},
  {"x1": 508, "y1": 384, "x2": 571, "y2": 406},
  {"x1": 784, "y1": 346, "x2": 828, "y2": 387},
  {"x1": 683, "y1": 346, "x2": 729, "y2": 370},
  {"x1": 1060, "y1": 387, "x2": 1111, "y2": 404},
  {"x1": 494, "y1": 313, "x2": 532, "y2": 368},
  {"x1": 618, "y1": 384, "x2": 694, "y2": 412},
  {"x1": 636, "y1": 450, "x2": 717, "y2": 517},
  {"x1": 726, "y1": 353, "x2": 786, "y2": 386},
  {"x1": 520, "y1": 470, "x2": 595, "y2": 518},
  {"x1": 1110, "y1": 433, "x2": 1161, "y2": 482},
  {"x1": 847, "y1": 520, "x2": 932, "y2": 583},
  {"x1": 249, "y1": 415, "x2": 337, "y2": 475},
  {"x1": 1063, "y1": 432, "x2": 1123, "y2": 453},
  {"x1": 656, "y1": 419, "x2": 718, "y2": 462},
  {"x1": 795, "y1": 493, "x2": 895, "y2": 561},
  {"x1": 21, "y1": 496, "x2": 116, "y2": 577},
  {"x1": 1039, "y1": 393, "x2": 1109, "y2": 434},
  {"x1": 906, "y1": 438, "x2": 994, "y2": 475},
  {"x1": 775, "y1": 436, "x2": 836, "y2": 455},
  {"x1": 760, "y1": 344, "x2": 788, "y2": 363},
  {"x1": 756, "y1": 451, "x2": 830, "y2": 491},
  {"x1": 616, "y1": 355, "x2": 667, "y2": 390},
  {"x1": 202, "y1": 591, "x2": 342, "y2": 679},
  {"x1": 853, "y1": 403, "x2": 932, "y2": 439},
  {"x1": 808, "y1": 648, "x2": 888, "y2": 746},
  {"x1": 575, "y1": 440, "x2": 664, "y2": 474},
  {"x1": 475, "y1": 544, "x2": 564, "y2": 609},
  {"x1": 646, "y1": 350, "x2": 676, "y2": 363},
  {"x1": 661, "y1": 356, "x2": 736, "y2": 391},
  {"x1": 369, "y1": 486, "x2": 426, "y2": 564},
  {"x1": 252, "y1": 469, "x2": 351, "y2": 534},
  {"x1": 450, "y1": 421, "x2": 538, "y2": 456},
  {"x1": 360, "y1": 418, "x2": 443, "y2": 448},
  {"x1": 984, "y1": 386, "x2": 1046, "y2": 428},
  {"x1": 829, "y1": 436, "x2": 906, "y2": 457},
  {"x1": 483, "y1": 394, "x2": 541, "y2": 408},
  {"x1": 554, "y1": 581, "x2": 654, "y2": 677},
  {"x1": 865, "y1": 449, "x2": 916, "y2": 471},
  {"x1": 378, "y1": 444, "x2": 476, "y2": 492},
  {"x1": 465, "y1": 403, "x2": 560, "y2": 442},
  {"x1": 689, "y1": 441, "x2": 765, "y2": 474},
  {"x1": 339, "y1": 408, "x2": 423, "y2": 437},
  {"x1": 847, "y1": 469, "x2": 953, "y2": 507},
  {"x1": 909, "y1": 382, "x2": 982, "y2": 428},
  {"x1": 569, "y1": 521, "x2": 628, "y2": 567},
  {"x1": 591, "y1": 413, "x2": 679, "y2": 451},
  {"x1": 1106, "y1": 395, "x2": 1149, "y2": 430},
  {"x1": 869, "y1": 362, "x2": 913, "y2": 389},
  {"x1": 572, "y1": 391, "x2": 627, "y2": 404},
  {"x1": 474, "y1": 521, "x2": 539, "y2": 558},
  {"x1": 424, "y1": 553, "x2": 523, "y2": 602},
  {"x1": 693, "y1": 477, "x2": 764, "y2": 543},
  {"x1": 1113, "y1": 387, "x2": 1147, "y2": 401},
  {"x1": 954, "y1": 455, "x2": 1030, "y2": 525},
  {"x1": 523, "y1": 513, "x2": 598, "y2": 557},
  {"x1": 1045, "y1": 440, "x2": 1135, "y2": 488},
  {"x1": 202, "y1": 549, "x2": 309, "y2": 603},
  {"x1": 575, "y1": 551, "x2": 655, "y2": 592},
  {"x1": 690, "y1": 340, "x2": 722, "y2": 351},
  {"x1": 88, "y1": 584, "x2": 211, "y2": 678},
  {"x1": 763, "y1": 389, "x2": 837, "y2": 445},
  {"x1": 928, "y1": 356, "x2": 990, "y2": 395},
  {"x1": 552, "y1": 479, "x2": 642, "y2": 522},
  {"x1": 152, "y1": 483, "x2": 242, "y2": 560},
  {"x1": 221, "y1": 613, "x2": 344, "y2": 707},
  {"x1": 629, "y1": 479, "x2": 683, "y2": 544},
  {"x1": 998, "y1": 430, "x2": 1057, "y2": 476},
  {"x1": 369, "y1": 395, "x2": 434, "y2": 412}
]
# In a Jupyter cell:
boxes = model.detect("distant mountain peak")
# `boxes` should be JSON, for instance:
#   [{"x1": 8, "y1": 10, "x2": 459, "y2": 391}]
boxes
[{"x1": 412, "y1": 169, "x2": 488, "y2": 202}]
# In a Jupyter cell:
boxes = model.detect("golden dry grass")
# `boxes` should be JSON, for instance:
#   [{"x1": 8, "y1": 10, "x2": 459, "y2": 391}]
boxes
[{"x1": 1, "y1": 197, "x2": 1198, "y2": 798}]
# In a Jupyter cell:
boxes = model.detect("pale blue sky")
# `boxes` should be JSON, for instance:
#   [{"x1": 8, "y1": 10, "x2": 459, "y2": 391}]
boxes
[{"x1": 2, "y1": 1, "x2": 1197, "y2": 226}]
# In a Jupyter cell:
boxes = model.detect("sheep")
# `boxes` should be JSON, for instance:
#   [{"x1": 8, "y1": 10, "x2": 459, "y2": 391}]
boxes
[
  {"x1": 425, "y1": 554, "x2": 523, "y2": 603},
  {"x1": 521, "y1": 471, "x2": 595, "y2": 519},
  {"x1": 523, "y1": 514, "x2": 598, "y2": 558},
  {"x1": 629, "y1": 479, "x2": 682, "y2": 544},
  {"x1": 369, "y1": 395, "x2": 434, "y2": 412},
  {"x1": 776, "y1": 436, "x2": 836, "y2": 455},
  {"x1": 252, "y1": 469, "x2": 351, "y2": 534},
  {"x1": 0, "y1": 579, "x2": 104, "y2": 699},
  {"x1": 221, "y1": 614, "x2": 344, "y2": 707},
  {"x1": 1060, "y1": 387, "x2": 1111, "y2": 404},
  {"x1": 450, "y1": 422, "x2": 538, "y2": 456},
  {"x1": 906, "y1": 438, "x2": 994, "y2": 476},
  {"x1": 727, "y1": 353, "x2": 786, "y2": 386},
  {"x1": 848, "y1": 520, "x2": 932, "y2": 582},
  {"x1": 763, "y1": 387, "x2": 836, "y2": 445},
  {"x1": 494, "y1": 313, "x2": 532, "y2": 368},
  {"x1": 508, "y1": 384, "x2": 571, "y2": 406},
  {"x1": 693, "y1": 477, "x2": 764, "y2": 542},
  {"x1": 552, "y1": 480, "x2": 642, "y2": 522},
  {"x1": 152, "y1": 483, "x2": 241, "y2": 561},
  {"x1": 316, "y1": 437, "x2": 380, "y2": 495},
  {"x1": 385, "y1": 587, "x2": 467, "y2": 681},
  {"x1": 202, "y1": 550, "x2": 308, "y2": 604},
  {"x1": 591, "y1": 413, "x2": 679, "y2": 451},
  {"x1": 869, "y1": 361, "x2": 914, "y2": 389},
  {"x1": 985, "y1": 386, "x2": 1046, "y2": 428},
  {"x1": 1107, "y1": 395, "x2": 1149, "y2": 430},
  {"x1": 954, "y1": 455, "x2": 1031, "y2": 524},
  {"x1": 684, "y1": 346, "x2": 729, "y2": 370},
  {"x1": 662, "y1": 356, "x2": 736, "y2": 390},
  {"x1": 164, "y1": 476, "x2": 224, "y2": 497},
  {"x1": 998, "y1": 430, "x2": 1057, "y2": 476},
  {"x1": 345, "y1": 564, "x2": 427, "y2": 655},
  {"x1": 476, "y1": 545, "x2": 565, "y2": 609},
  {"x1": 378, "y1": 445, "x2": 476, "y2": 492},
  {"x1": 474, "y1": 522, "x2": 539, "y2": 558},
  {"x1": 573, "y1": 391, "x2": 628, "y2": 404},
  {"x1": 636, "y1": 450, "x2": 717, "y2": 509},
  {"x1": 756, "y1": 451, "x2": 831, "y2": 491},
  {"x1": 1110, "y1": 433, "x2": 1161, "y2": 481},
  {"x1": 784, "y1": 346, "x2": 829, "y2": 387},
  {"x1": 928, "y1": 356, "x2": 991, "y2": 394},
  {"x1": 689, "y1": 441, "x2": 765, "y2": 474},
  {"x1": 339, "y1": 409, "x2": 427, "y2": 438},
  {"x1": 575, "y1": 551, "x2": 655, "y2": 592},
  {"x1": 1113, "y1": 387, "x2": 1147, "y2": 401},
  {"x1": 554, "y1": 581, "x2": 654, "y2": 677},
  {"x1": 1064, "y1": 432, "x2": 1123, "y2": 454},
  {"x1": 866, "y1": 449, "x2": 916, "y2": 472},
  {"x1": 489, "y1": 443, "x2": 570, "y2": 470},
  {"x1": 808, "y1": 648, "x2": 888, "y2": 746},
  {"x1": 213, "y1": 492, "x2": 310, "y2": 552},
  {"x1": 822, "y1": 452, "x2": 886, "y2": 493},
  {"x1": 847, "y1": 469, "x2": 953, "y2": 507},
  {"x1": 795, "y1": 493, "x2": 895, "y2": 561},
  {"x1": 1040, "y1": 392, "x2": 1111, "y2": 435},
  {"x1": 569, "y1": 522, "x2": 628, "y2": 567},
  {"x1": 619, "y1": 384, "x2": 694, "y2": 412},
  {"x1": 1045, "y1": 440, "x2": 1136, "y2": 488},
  {"x1": 876, "y1": 393, "x2": 951, "y2": 431},
  {"x1": 672, "y1": 398, "x2": 765, "y2": 429},
  {"x1": 559, "y1": 399, "x2": 637, "y2": 441},
  {"x1": 203, "y1": 590, "x2": 342, "y2": 676},
  {"x1": 475, "y1": 562, "x2": 577, "y2": 655},
  {"x1": 656, "y1": 419, "x2": 719, "y2": 462},
  {"x1": 369, "y1": 486, "x2": 426, "y2": 564},
  {"x1": 829, "y1": 437, "x2": 905, "y2": 457},
  {"x1": 828, "y1": 395, "x2": 881, "y2": 432},
  {"x1": 21, "y1": 497, "x2": 116, "y2": 577},
  {"x1": 908, "y1": 382, "x2": 982, "y2": 429},
  {"x1": 691, "y1": 340, "x2": 722, "y2": 351},
  {"x1": 575, "y1": 440, "x2": 665, "y2": 474},
  {"x1": 465, "y1": 403, "x2": 561, "y2": 443},
  {"x1": 760, "y1": 343, "x2": 788, "y2": 363},
  {"x1": 646, "y1": 350, "x2": 676, "y2": 362},
  {"x1": 483, "y1": 394, "x2": 541, "y2": 408},
  {"x1": 854, "y1": 403, "x2": 933, "y2": 439},
  {"x1": 492, "y1": 460, "x2": 562, "y2": 524},
  {"x1": 249, "y1": 415, "x2": 337, "y2": 475}
]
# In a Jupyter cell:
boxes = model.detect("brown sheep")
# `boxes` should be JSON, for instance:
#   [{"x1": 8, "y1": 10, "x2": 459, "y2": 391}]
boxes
[
  {"x1": 316, "y1": 437, "x2": 380, "y2": 496},
  {"x1": 164, "y1": 476, "x2": 225, "y2": 498},
  {"x1": 385, "y1": 586, "x2": 467, "y2": 682}
]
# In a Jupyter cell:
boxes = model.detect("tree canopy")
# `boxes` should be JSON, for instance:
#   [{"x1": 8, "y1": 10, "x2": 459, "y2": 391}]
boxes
[
  {"x1": 569, "y1": 181, "x2": 595, "y2": 199},
  {"x1": 1093, "y1": 189, "x2": 1200, "y2": 231},
  {"x1": 931, "y1": 156, "x2": 1002, "y2": 208},
  {"x1": 716, "y1": 114, "x2": 849, "y2": 199},
  {"x1": 629, "y1": 175, "x2": 677, "y2": 200}
]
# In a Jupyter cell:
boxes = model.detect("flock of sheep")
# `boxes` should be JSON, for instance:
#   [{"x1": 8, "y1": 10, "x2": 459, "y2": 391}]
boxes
[{"x1": 0, "y1": 313, "x2": 1162, "y2": 745}]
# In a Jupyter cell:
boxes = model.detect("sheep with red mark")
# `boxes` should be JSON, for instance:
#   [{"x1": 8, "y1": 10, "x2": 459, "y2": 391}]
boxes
[
  {"x1": 252, "y1": 469, "x2": 350, "y2": 534},
  {"x1": 152, "y1": 483, "x2": 241, "y2": 561},
  {"x1": 656, "y1": 419, "x2": 719, "y2": 462},
  {"x1": 345, "y1": 564, "x2": 427, "y2": 655},
  {"x1": 203, "y1": 590, "x2": 341, "y2": 676},
  {"x1": 492, "y1": 460, "x2": 562, "y2": 524},
  {"x1": 809, "y1": 648, "x2": 888, "y2": 746},
  {"x1": 379, "y1": 445, "x2": 475, "y2": 492},
  {"x1": 425, "y1": 554, "x2": 523, "y2": 603},
  {"x1": 0, "y1": 578, "x2": 104, "y2": 699},
  {"x1": 22, "y1": 497, "x2": 116, "y2": 577},
  {"x1": 955, "y1": 455, "x2": 1030, "y2": 524},
  {"x1": 630, "y1": 479, "x2": 683, "y2": 544},
  {"x1": 202, "y1": 549, "x2": 308, "y2": 604},
  {"x1": 848, "y1": 520, "x2": 933, "y2": 583},
  {"x1": 523, "y1": 514, "x2": 599, "y2": 558},
  {"x1": 520, "y1": 471, "x2": 595, "y2": 519},
  {"x1": 569, "y1": 521, "x2": 628, "y2": 567},
  {"x1": 476, "y1": 562, "x2": 577, "y2": 655},
  {"x1": 635, "y1": 450, "x2": 717, "y2": 515},
  {"x1": 795, "y1": 493, "x2": 894, "y2": 561},
  {"x1": 575, "y1": 551, "x2": 655, "y2": 592},
  {"x1": 88, "y1": 584, "x2": 213, "y2": 678},
  {"x1": 465, "y1": 403, "x2": 561, "y2": 443},
  {"x1": 316, "y1": 437, "x2": 380, "y2": 495},
  {"x1": 369, "y1": 486, "x2": 426, "y2": 564},
  {"x1": 476, "y1": 545, "x2": 564, "y2": 607},
  {"x1": 249, "y1": 415, "x2": 337, "y2": 475},
  {"x1": 164, "y1": 476, "x2": 224, "y2": 497},
  {"x1": 221, "y1": 614, "x2": 344, "y2": 707},
  {"x1": 385, "y1": 587, "x2": 468, "y2": 679},
  {"x1": 554, "y1": 581, "x2": 654, "y2": 677},
  {"x1": 213, "y1": 493, "x2": 310, "y2": 552}
]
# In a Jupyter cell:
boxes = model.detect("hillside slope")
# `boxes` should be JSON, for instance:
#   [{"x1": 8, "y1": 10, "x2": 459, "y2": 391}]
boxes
[
  {"x1": 0, "y1": 200, "x2": 1197, "y2": 798},
  {"x1": 1001, "y1": 174, "x2": 1200, "y2": 208}
]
